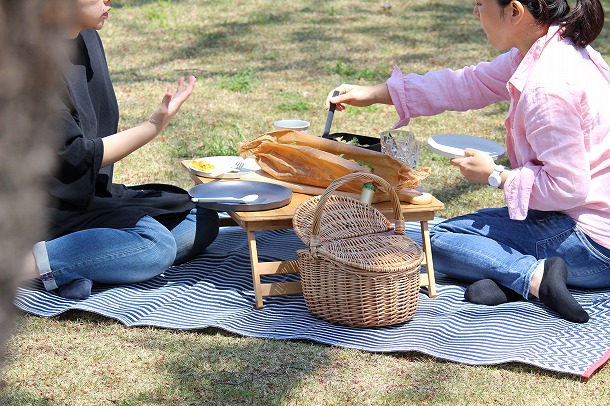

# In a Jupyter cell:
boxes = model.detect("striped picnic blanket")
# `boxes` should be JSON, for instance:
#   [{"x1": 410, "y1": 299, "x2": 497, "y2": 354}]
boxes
[{"x1": 14, "y1": 220, "x2": 610, "y2": 378}]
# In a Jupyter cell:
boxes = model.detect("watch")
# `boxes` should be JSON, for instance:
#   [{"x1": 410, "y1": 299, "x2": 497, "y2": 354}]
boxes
[{"x1": 488, "y1": 164, "x2": 505, "y2": 188}]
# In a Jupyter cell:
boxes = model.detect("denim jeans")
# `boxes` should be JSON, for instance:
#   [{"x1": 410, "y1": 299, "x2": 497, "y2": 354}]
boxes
[
  {"x1": 34, "y1": 208, "x2": 219, "y2": 290},
  {"x1": 430, "y1": 208, "x2": 610, "y2": 298}
]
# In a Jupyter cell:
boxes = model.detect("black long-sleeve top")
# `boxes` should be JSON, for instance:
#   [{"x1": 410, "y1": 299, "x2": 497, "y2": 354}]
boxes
[{"x1": 47, "y1": 29, "x2": 193, "y2": 239}]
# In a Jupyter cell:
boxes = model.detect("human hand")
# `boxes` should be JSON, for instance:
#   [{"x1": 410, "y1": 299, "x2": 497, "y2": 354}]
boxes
[
  {"x1": 450, "y1": 148, "x2": 497, "y2": 184},
  {"x1": 324, "y1": 83, "x2": 392, "y2": 111},
  {"x1": 148, "y1": 76, "x2": 197, "y2": 133}
]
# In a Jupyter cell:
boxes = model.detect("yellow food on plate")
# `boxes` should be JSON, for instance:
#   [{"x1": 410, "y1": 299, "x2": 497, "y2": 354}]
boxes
[{"x1": 191, "y1": 159, "x2": 215, "y2": 172}]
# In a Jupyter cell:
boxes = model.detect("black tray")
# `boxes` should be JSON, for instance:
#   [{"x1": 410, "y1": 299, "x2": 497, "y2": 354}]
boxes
[
  {"x1": 189, "y1": 181, "x2": 293, "y2": 212},
  {"x1": 326, "y1": 132, "x2": 381, "y2": 152}
]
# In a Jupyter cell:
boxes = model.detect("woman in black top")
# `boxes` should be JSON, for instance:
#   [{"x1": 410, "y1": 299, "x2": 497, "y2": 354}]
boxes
[{"x1": 24, "y1": 0, "x2": 219, "y2": 299}]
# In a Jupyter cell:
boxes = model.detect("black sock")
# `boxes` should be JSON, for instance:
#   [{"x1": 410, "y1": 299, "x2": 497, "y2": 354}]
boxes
[
  {"x1": 464, "y1": 279, "x2": 522, "y2": 306},
  {"x1": 57, "y1": 278, "x2": 93, "y2": 300},
  {"x1": 538, "y1": 257, "x2": 589, "y2": 323}
]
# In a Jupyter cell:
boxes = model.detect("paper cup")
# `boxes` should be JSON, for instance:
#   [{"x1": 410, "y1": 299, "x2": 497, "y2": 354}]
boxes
[{"x1": 273, "y1": 119, "x2": 310, "y2": 133}]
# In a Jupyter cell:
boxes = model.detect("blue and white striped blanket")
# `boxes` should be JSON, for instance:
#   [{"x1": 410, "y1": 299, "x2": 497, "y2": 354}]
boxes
[{"x1": 14, "y1": 220, "x2": 610, "y2": 378}]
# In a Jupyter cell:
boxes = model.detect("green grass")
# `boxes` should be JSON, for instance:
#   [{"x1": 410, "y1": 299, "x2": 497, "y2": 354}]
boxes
[{"x1": 3, "y1": 0, "x2": 610, "y2": 404}]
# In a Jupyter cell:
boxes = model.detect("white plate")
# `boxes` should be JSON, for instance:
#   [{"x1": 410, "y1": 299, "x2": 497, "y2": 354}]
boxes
[
  {"x1": 427, "y1": 134, "x2": 506, "y2": 159},
  {"x1": 189, "y1": 156, "x2": 260, "y2": 179}
]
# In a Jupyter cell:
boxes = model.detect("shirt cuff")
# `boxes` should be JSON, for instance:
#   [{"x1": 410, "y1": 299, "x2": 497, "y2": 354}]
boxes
[
  {"x1": 387, "y1": 66, "x2": 412, "y2": 129},
  {"x1": 504, "y1": 163, "x2": 541, "y2": 220}
]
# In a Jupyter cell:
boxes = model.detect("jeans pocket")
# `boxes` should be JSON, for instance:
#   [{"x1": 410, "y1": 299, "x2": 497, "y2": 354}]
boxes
[
  {"x1": 573, "y1": 227, "x2": 610, "y2": 265},
  {"x1": 565, "y1": 227, "x2": 610, "y2": 287}
]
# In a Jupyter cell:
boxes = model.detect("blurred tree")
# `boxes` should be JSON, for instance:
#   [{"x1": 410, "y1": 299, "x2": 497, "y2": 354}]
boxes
[{"x1": 0, "y1": 0, "x2": 72, "y2": 373}]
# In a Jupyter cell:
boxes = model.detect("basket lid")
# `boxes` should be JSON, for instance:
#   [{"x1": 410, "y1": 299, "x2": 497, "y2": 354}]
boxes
[
  {"x1": 314, "y1": 233, "x2": 423, "y2": 273},
  {"x1": 293, "y1": 195, "x2": 393, "y2": 245}
]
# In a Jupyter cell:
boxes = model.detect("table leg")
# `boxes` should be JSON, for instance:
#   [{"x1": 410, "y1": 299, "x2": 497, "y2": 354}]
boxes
[
  {"x1": 246, "y1": 230, "x2": 265, "y2": 309},
  {"x1": 246, "y1": 229, "x2": 303, "y2": 309},
  {"x1": 420, "y1": 221, "x2": 437, "y2": 298}
]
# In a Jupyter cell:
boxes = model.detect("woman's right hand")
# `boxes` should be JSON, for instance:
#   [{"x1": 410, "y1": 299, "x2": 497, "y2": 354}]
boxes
[{"x1": 324, "y1": 83, "x2": 393, "y2": 111}]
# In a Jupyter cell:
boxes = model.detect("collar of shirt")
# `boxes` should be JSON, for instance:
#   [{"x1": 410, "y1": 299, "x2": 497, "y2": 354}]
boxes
[{"x1": 508, "y1": 25, "x2": 562, "y2": 94}]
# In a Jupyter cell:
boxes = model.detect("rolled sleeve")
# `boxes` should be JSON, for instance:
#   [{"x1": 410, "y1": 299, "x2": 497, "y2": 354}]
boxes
[
  {"x1": 387, "y1": 66, "x2": 412, "y2": 128},
  {"x1": 504, "y1": 163, "x2": 541, "y2": 220}
]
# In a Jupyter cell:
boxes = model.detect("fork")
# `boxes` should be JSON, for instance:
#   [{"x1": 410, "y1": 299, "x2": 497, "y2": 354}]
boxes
[{"x1": 228, "y1": 160, "x2": 245, "y2": 172}]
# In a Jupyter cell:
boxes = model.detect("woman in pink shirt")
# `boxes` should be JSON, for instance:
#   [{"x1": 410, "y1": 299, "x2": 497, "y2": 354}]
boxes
[{"x1": 325, "y1": 0, "x2": 609, "y2": 323}]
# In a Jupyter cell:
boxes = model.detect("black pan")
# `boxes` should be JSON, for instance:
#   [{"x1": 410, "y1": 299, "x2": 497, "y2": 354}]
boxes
[{"x1": 326, "y1": 132, "x2": 381, "y2": 151}]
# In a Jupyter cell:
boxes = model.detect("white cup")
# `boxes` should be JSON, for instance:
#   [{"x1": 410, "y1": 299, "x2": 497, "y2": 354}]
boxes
[{"x1": 273, "y1": 119, "x2": 310, "y2": 133}]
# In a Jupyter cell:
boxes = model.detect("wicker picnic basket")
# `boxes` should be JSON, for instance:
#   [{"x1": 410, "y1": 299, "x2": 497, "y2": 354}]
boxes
[{"x1": 292, "y1": 172, "x2": 423, "y2": 327}]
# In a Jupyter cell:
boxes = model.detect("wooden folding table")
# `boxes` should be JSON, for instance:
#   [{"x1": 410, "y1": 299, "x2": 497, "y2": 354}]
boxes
[{"x1": 182, "y1": 161, "x2": 444, "y2": 309}]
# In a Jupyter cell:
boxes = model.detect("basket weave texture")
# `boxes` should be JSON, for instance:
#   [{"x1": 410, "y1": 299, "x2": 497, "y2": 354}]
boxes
[{"x1": 293, "y1": 172, "x2": 423, "y2": 327}]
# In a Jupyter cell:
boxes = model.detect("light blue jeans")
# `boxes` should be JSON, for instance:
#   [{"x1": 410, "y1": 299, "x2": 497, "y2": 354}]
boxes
[
  {"x1": 34, "y1": 208, "x2": 219, "y2": 290},
  {"x1": 430, "y1": 208, "x2": 610, "y2": 298}
]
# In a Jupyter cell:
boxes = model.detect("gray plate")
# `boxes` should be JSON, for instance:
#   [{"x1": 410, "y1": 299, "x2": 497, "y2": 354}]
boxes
[{"x1": 189, "y1": 180, "x2": 293, "y2": 212}]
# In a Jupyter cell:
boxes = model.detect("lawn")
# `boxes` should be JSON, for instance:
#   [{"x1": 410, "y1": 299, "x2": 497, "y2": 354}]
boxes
[{"x1": 2, "y1": 0, "x2": 610, "y2": 404}]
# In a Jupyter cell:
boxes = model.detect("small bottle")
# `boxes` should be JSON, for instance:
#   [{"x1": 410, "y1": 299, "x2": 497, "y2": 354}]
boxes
[{"x1": 360, "y1": 183, "x2": 376, "y2": 204}]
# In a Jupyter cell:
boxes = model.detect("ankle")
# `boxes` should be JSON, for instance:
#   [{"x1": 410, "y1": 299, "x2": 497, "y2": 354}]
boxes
[
  {"x1": 20, "y1": 251, "x2": 41, "y2": 281},
  {"x1": 529, "y1": 260, "x2": 545, "y2": 298}
]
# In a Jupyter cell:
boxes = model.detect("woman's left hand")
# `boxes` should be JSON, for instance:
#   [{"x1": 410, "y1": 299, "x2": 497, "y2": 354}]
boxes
[
  {"x1": 450, "y1": 148, "x2": 496, "y2": 184},
  {"x1": 148, "y1": 76, "x2": 197, "y2": 133}
]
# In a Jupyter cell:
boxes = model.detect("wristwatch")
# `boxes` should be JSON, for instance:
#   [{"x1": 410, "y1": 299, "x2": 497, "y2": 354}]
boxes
[{"x1": 488, "y1": 164, "x2": 505, "y2": 188}]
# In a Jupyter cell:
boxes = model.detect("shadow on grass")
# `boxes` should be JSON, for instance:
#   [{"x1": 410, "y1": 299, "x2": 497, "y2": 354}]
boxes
[
  {"x1": 107, "y1": 1, "x2": 489, "y2": 85},
  {"x1": 0, "y1": 391, "x2": 58, "y2": 406},
  {"x1": 3, "y1": 308, "x2": 588, "y2": 405},
  {"x1": 108, "y1": 0, "x2": 610, "y2": 95}
]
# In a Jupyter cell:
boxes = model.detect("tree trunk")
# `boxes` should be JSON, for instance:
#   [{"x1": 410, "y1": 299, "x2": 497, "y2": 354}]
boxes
[{"x1": 0, "y1": 0, "x2": 71, "y2": 372}]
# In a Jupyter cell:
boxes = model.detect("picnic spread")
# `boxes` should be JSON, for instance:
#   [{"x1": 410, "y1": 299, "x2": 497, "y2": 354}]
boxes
[{"x1": 184, "y1": 129, "x2": 442, "y2": 310}]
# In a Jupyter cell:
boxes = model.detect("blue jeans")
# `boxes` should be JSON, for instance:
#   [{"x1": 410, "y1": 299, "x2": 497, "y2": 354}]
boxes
[
  {"x1": 430, "y1": 208, "x2": 610, "y2": 298},
  {"x1": 34, "y1": 208, "x2": 219, "y2": 290}
]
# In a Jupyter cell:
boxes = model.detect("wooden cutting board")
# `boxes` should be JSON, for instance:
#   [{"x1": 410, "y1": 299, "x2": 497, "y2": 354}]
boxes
[{"x1": 239, "y1": 170, "x2": 432, "y2": 204}]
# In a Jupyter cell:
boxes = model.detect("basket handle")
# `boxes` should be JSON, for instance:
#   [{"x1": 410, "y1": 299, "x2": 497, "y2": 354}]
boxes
[{"x1": 309, "y1": 172, "x2": 405, "y2": 247}]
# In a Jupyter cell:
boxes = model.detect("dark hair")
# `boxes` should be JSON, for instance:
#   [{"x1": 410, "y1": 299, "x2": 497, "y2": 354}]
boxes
[{"x1": 496, "y1": 0, "x2": 605, "y2": 47}]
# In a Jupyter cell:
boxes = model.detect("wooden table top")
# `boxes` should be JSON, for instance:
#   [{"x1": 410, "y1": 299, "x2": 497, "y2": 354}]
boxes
[{"x1": 181, "y1": 160, "x2": 444, "y2": 227}]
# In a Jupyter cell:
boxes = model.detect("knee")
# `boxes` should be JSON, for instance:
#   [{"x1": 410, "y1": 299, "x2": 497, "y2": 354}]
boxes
[
  {"x1": 173, "y1": 208, "x2": 220, "y2": 264},
  {"x1": 430, "y1": 221, "x2": 450, "y2": 245},
  {"x1": 137, "y1": 221, "x2": 178, "y2": 273}
]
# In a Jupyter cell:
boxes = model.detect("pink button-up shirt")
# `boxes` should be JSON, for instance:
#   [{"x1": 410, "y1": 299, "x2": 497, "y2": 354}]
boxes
[{"x1": 387, "y1": 25, "x2": 610, "y2": 249}]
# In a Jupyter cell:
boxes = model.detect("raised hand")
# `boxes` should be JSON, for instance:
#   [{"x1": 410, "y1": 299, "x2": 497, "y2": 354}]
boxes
[{"x1": 148, "y1": 76, "x2": 197, "y2": 132}]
